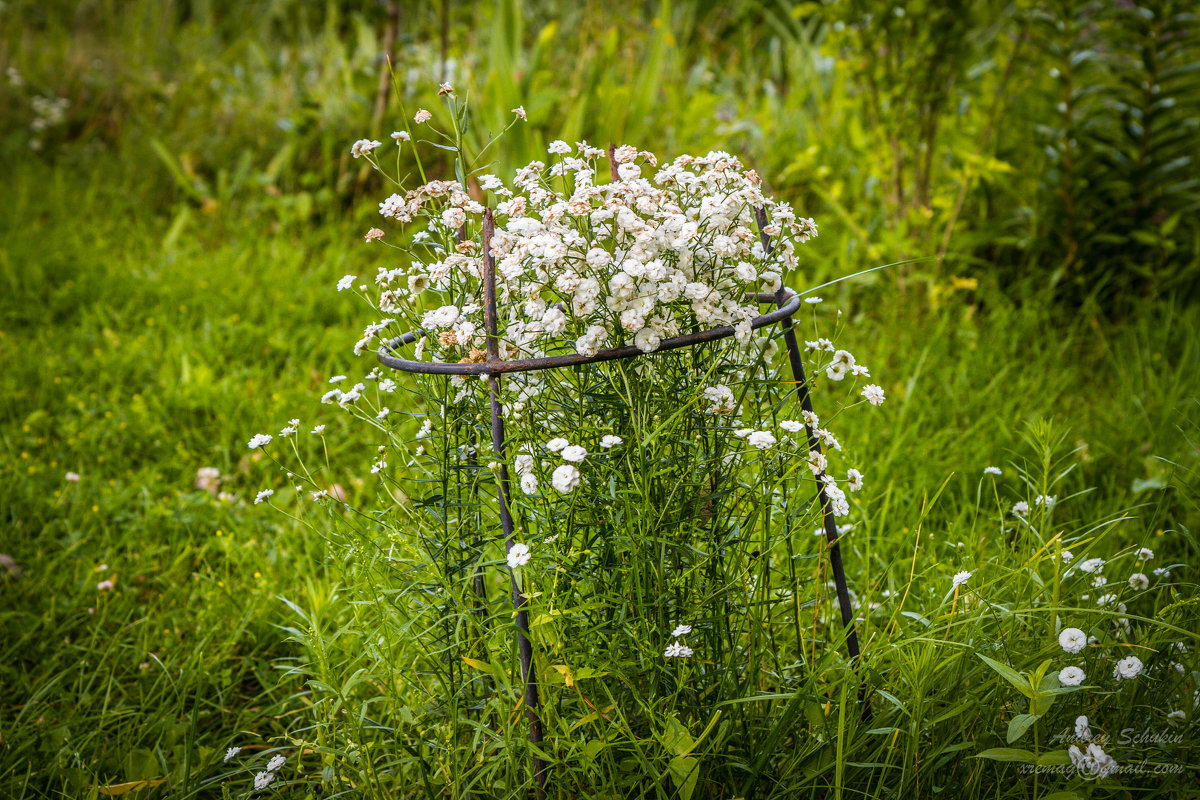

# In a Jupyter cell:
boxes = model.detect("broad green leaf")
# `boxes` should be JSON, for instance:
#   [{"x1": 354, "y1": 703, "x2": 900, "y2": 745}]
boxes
[
  {"x1": 1007, "y1": 713, "x2": 1040, "y2": 744},
  {"x1": 976, "y1": 747, "x2": 1038, "y2": 764},
  {"x1": 668, "y1": 755, "x2": 700, "y2": 800}
]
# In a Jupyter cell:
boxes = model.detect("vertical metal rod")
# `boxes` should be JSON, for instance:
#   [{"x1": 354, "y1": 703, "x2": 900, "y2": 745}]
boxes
[
  {"x1": 755, "y1": 209, "x2": 869, "y2": 720},
  {"x1": 482, "y1": 209, "x2": 548, "y2": 796}
]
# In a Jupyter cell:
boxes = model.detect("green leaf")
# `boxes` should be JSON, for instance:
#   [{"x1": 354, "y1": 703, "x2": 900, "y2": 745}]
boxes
[
  {"x1": 976, "y1": 747, "x2": 1038, "y2": 764},
  {"x1": 977, "y1": 654, "x2": 1033, "y2": 698},
  {"x1": 1007, "y1": 713, "x2": 1040, "y2": 744},
  {"x1": 1036, "y1": 750, "x2": 1072, "y2": 767},
  {"x1": 668, "y1": 755, "x2": 700, "y2": 800}
]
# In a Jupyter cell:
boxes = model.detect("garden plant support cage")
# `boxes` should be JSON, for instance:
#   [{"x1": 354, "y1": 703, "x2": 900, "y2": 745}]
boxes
[{"x1": 377, "y1": 155, "x2": 866, "y2": 798}]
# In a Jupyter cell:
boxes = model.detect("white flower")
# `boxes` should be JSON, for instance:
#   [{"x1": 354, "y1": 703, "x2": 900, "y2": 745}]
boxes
[
  {"x1": 983, "y1": 466, "x2": 1002, "y2": 475},
  {"x1": 65, "y1": 471, "x2": 81, "y2": 482},
  {"x1": 507, "y1": 542, "x2": 531, "y2": 569},
  {"x1": 746, "y1": 431, "x2": 776, "y2": 450},
  {"x1": 253, "y1": 771, "x2": 275, "y2": 791},
  {"x1": 703, "y1": 385, "x2": 736, "y2": 414},
  {"x1": 350, "y1": 139, "x2": 381, "y2": 158},
  {"x1": 247, "y1": 433, "x2": 272, "y2": 449},
  {"x1": 1137, "y1": 547, "x2": 1154, "y2": 561},
  {"x1": 806, "y1": 451, "x2": 827, "y2": 475},
  {"x1": 847, "y1": 469, "x2": 864, "y2": 492},
  {"x1": 547, "y1": 139, "x2": 571, "y2": 155},
  {"x1": 390, "y1": 130, "x2": 410, "y2": 143},
  {"x1": 414, "y1": 109, "x2": 432, "y2": 124},
  {"x1": 664, "y1": 642, "x2": 694, "y2": 658},
  {"x1": 418, "y1": 419, "x2": 433, "y2": 438},
  {"x1": 600, "y1": 435, "x2": 623, "y2": 448},
  {"x1": 336, "y1": 275, "x2": 356, "y2": 292},
  {"x1": 511, "y1": 105, "x2": 527, "y2": 120},
  {"x1": 1059, "y1": 628, "x2": 1088, "y2": 654},
  {"x1": 1011, "y1": 501, "x2": 1030, "y2": 516},
  {"x1": 1128, "y1": 572, "x2": 1149, "y2": 590},
  {"x1": 780, "y1": 419, "x2": 804, "y2": 433},
  {"x1": 561, "y1": 445, "x2": 587, "y2": 463},
  {"x1": 312, "y1": 424, "x2": 326, "y2": 435},
  {"x1": 804, "y1": 296, "x2": 822, "y2": 304},
  {"x1": 1035, "y1": 494, "x2": 1057, "y2": 509},
  {"x1": 224, "y1": 746, "x2": 242, "y2": 762},
  {"x1": 1168, "y1": 710, "x2": 1186, "y2": 723},
  {"x1": 546, "y1": 438, "x2": 569, "y2": 453},
  {"x1": 520, "y1": 473, "x2": 538, "y2": 495},
  {"x1": 266, "y1": 754, "x2": 286, "y2": 772},
  {"x1": 329, "y1": 375, "x2": 346, "y2": 383},
  {"x1": 254, "y1": 489, "x2": 274, "y2": 505},
  {"x1": 671, "y1": 624, "x2": 692, "y2": 637},
  {"x1": 952, "y1": 570, "x2": 972, "y2": 588},
  {"x1": 1060, "y1": 549, "x2": 1074, "y2": 562},
  {"x1": 1113, "y1": 655, "x2": 1143, "y2": 681},
  {"x1": 634, "y1": 328, "x2": 662, "y2": 353},
  {"x1": 1078, "y1": 557, "x2": 1104, "y2": 574},
  {"x1": 551, "y1": 464, "x2": 580, "y2": 493},
  {"x1": 1059, "y1": 666, "x2": 1086, "y2": 687},
  {"x1": 861, "y1": 384, "x2": 885, "y2": 406},
  {"x1": 1075, "y1": 715, "x2": 1092, "y2": 741}
]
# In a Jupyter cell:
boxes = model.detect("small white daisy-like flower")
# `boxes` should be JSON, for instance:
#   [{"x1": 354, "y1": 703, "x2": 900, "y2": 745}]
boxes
[
  {"x1": 1035, "y1": 494, "x2": 1057, "y2": 509},
  {"x1": 312, "y1": 424, "x2": 326, "y2": 435},
  {"x1": 329, "y1": 375, "x2": 346, "y2": 383},
  {"x1": 279, "y1": 425, "x2": 296, "y2": 437},
  {"x1": 983, "y1": 466, "x2": 1002, "y2": 475},
  {"x1": 664, "y1": 642, "x2": 694, "y2": 658},
  {"x1": 1153, "y1": 567, "x2": 1168, "y2": 577},
  {"x1": 254, "y1": 489, "x2": 274, "y2": 505},
  {"x1": 437, "y1": 82, "x2": 454, "y2": 96},
  {"x1": 747, "y1": 430, "x2": 777, "y2": 450},
  {"x1": 364, "y1": 227, "x2": 384, "y2": 242},
  {"x1": 547, "y1": 139, "x2": 571, "y2": 155},
  {"x1": 414, "y1": 109, "x2": 432, "y2": 124},
  {"x1": 671, "y1": 624, "x2": 692, "y2": 637},
  {"x1": 376, "y1": 407, "x2": 390, "y2": 420},
  {"x1": 600, "y1": 435, "x2": 623, "y2": 448},
  {"x1": 336, "y1": 275, "x2": 356, "y2": 292},
  {"x1": 1075, "y1": 715, "x2": 1092, "y2": 741},
  {"x1": 266, "y1": 754, "x2": 286, "y2": 772},
  {"x1": 560, "y1": 445, "x2": 587, "y2": 463},
  {"x1": 952, "y1": 570, "x2": 972, "y2": 588},
  {"x1": 379, "y1": 378, "x2": 396, "y2": 393},
  {"x1": 224, "y1": 746, "x2": 242, "y2": 762},
  {"x1": 511, "y1": 105, "x2": 527, "y2": 120},
  {"x1": 779, "y1": 419, "x2": 804, "y2": 433},
  {"x1": 1128, "y1": 572, "x2": 1149, "y2": 590},
  {"x1": 1113, "y1": 655, "x2": 1143, "y2": 681},
  {"x1": 1137, "y1": 547, "x2": 1154, "y2": 561},
  {"x1": 804, "y1": 296, "x2": 822, "y2": 304},
  {"x1": 253, "y1": 771, "x2": 275, "y2": 791},
  {"x1": 847, "y1": 469, "x2": 864, "y2": 492},
  {"x1": 65, "y1": 471, "x2": 81, "y2": 482},
  {"x1": 1011, "y1": 500, "x2": 1030, "y2": 516},
  {"x1": 546, "y1": 437, "x2": 569, "y2": 453},
  {"x1": 390, "y1": 130, "x2": 410, "y2": 143},
  {"x1": 520, "y1": 473, "x2": 538, "y2": 495},
  {"x1": 1078, "y1": 557, "x2": 1104, "y2": 574},
  {"x1": 507, "y1": 542, "x2": 531, "y2": 569},
  {"x1": 1059, "y1": 627, "x2": 1088, "y2": 654},
  {"x1": 861, "y1": 384, "x2": 885, "y2": 406},
  {"x1": 551, "y1": 464, "x2": 580, "y2": 493},
  {"x1": 350, "y1": 138, "x2": 381, "y2": 158},
  {"x1": 1059, "y1": 666, "x2": 1085, "y2": 687},
  {"x1": 370, "y1": 459, "x2": 386, "y2": 474},
  {"x1": 1060, "y1": 549, "x2": 1074, "y2": 562},
  {"x1": 248, "y1": 433, "x2": 272, "y2": 449},
  {"x1": 1168, "y1": 710, "x2": 1186, "y2": 723}
]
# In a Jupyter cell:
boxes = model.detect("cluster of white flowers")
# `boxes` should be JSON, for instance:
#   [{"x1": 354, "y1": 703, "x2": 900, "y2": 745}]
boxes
[
  {"x1": 351, "y1": 142, "x2": 820, "y2": 374},
  {"x1": 664, "y1": 622, "x2": 694, "y2": 658},
  {"x1": 1068, "y1": 742, "x2": 1118, "y2": 778}
]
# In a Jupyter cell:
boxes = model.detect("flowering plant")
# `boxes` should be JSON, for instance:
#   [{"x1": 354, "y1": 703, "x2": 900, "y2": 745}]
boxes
[{"x1": 255, "y1": 95, "x2": 887, "y2": 796}]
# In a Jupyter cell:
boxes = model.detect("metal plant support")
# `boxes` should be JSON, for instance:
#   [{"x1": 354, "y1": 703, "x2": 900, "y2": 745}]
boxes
[{"x1": 378, "y1": 199, "x2": 865, "y2": 798}]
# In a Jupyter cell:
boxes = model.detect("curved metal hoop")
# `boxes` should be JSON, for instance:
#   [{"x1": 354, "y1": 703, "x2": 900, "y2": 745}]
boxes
[{"x1": 377, "y1": 290, "x2": 803, "y2": 375}]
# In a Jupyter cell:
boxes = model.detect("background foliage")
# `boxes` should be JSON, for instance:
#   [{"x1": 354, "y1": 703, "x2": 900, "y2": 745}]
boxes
[{"x1": 1, "y1": 0, "x2": 1198, "y2": 798}]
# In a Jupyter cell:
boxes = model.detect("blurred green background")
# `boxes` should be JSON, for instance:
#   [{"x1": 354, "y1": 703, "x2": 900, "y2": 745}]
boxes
[{"x1": 1, "y1": 1, "x2": 1198, "y2": 796}]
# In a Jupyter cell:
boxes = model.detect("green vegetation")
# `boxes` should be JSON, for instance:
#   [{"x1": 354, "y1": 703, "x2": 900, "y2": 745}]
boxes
[{"x1": 1, "y1": 1, "x2": 1197, "y2": 798}]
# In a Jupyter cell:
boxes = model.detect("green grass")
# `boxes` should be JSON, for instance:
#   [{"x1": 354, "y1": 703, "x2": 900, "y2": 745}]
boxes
[{"x1": 2, "y1": 1, "x2": 1199, "y2": 797}]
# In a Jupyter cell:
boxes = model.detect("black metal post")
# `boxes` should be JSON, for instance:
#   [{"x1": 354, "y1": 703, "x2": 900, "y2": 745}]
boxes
[{"x1": 481, "y1": 210, "x2": 548, "y2": 797}]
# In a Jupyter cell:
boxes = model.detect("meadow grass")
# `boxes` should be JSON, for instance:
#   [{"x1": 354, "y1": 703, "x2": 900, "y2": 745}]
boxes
[
  {"x1": 1, "y1": 150, "x2": 1196, "y2": 797},
  {"x1": 2, "y1": 1, "x2": 1199, "y2": 796}
]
